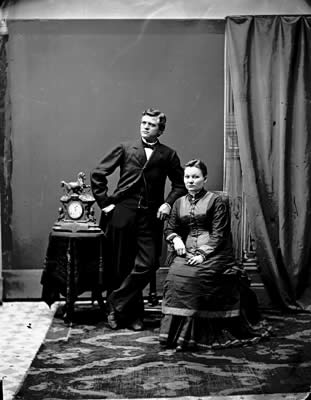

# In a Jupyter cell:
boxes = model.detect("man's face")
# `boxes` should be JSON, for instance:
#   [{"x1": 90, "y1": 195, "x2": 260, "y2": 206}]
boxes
[{"x1": 140, "y1": 115, "x2": 162, "y2": 143}]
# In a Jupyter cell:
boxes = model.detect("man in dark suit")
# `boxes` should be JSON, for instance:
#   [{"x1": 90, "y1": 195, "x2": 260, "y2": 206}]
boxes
[{"x1": 91, "y1": 108, "x2": 186, "y2": 330}]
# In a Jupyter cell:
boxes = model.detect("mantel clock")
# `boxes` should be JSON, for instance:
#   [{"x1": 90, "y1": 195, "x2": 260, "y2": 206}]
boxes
[{"x1": 52, "y1": 171, "x2": 101, "y2": 233}]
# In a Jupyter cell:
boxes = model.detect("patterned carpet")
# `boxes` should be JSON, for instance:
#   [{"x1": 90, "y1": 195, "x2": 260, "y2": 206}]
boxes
[{"x1": 15, "y1": 304, "x2": 311, "y2": 399}]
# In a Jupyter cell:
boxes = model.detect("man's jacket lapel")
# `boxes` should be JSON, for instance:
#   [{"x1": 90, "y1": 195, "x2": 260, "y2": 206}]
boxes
[{"x1": 131, "y1": 140, "x2": 147, "y2": 165}]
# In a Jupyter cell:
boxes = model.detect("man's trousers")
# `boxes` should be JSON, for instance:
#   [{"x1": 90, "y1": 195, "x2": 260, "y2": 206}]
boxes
[{"x1": 103, "y1": 202, "x2": 162, "y2": 321}]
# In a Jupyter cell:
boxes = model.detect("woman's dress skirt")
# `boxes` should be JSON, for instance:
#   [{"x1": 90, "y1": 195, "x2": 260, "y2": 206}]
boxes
[{"x1": 159, "y1": 255, "x2": 271, "y2": 350}]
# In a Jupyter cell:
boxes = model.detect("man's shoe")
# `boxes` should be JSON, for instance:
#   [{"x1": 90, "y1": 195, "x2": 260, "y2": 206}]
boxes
[
  {"x1": 107, "y1": 311, "x2": 118, "y2": 330},
  {"x1": 129, "y1": 318, "x2": 144, "y2": 331}
]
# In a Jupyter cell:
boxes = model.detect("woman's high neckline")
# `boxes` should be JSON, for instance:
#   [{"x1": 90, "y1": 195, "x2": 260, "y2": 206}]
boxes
[{"x1": 187, "y1": 188, "x2": 207, "y2": 201}]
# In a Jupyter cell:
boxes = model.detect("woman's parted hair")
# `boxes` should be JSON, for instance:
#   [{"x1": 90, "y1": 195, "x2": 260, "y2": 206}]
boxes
[
  {"x1": 142, "y1": 108, "x2": 166, "y2": 132},
  {"x1": 184, "y1": 159, "x2": 208, "y2": 178}
]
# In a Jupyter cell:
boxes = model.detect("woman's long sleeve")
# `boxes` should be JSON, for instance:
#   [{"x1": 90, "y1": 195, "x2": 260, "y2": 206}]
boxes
[
  {"x1": 164, "y1": 200, "x2": 181, "y2": 242},
  {"x1": 195, "y1": 196, "x2": 230, "y2": 259}
]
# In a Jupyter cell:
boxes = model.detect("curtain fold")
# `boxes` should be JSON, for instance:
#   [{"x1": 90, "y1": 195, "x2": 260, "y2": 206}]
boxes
[
  {"x1": 223, "y1": 63, "x2": 243, "y2": 262},
  {"x1": 226, "y1": 16, "x2": 311, "y2": 311}
]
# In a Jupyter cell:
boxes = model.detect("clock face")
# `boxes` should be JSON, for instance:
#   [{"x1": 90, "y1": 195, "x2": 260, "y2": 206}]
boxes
[{"x1": 67, "y1": 201, "x2": 84, "y2": 220}]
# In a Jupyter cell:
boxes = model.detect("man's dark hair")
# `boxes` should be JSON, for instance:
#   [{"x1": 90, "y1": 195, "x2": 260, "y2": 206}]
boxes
[
  {"x1": 184, "y1": 159, "x2": 208, "y2": 178},
  {"x1": 142, "y1": 108, "x2": 167, "y2": 132}
]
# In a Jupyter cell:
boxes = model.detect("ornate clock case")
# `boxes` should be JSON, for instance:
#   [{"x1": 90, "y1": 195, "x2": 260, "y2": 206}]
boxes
[{"x1": 53, "y1": 171, "x2": 101, "y2": 233}]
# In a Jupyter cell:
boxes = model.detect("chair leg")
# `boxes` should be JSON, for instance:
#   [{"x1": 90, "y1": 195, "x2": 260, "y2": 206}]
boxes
[{"x1": 148, "y1": 270, "x2": 159, "y2": 306}]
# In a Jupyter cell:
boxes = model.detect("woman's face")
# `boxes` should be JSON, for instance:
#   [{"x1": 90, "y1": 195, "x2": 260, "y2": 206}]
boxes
[{"x1": 184, "y1": 166, "x2": 207, "y2": 194}]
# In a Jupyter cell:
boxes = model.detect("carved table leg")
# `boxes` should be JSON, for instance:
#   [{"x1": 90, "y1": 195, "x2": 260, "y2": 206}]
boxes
[
  {"x1": 63, "y1": 238, "x2": 74, "y2": 323},
  {"x1": 96, "y1": 237, "x2": 106, "y2": 314}
]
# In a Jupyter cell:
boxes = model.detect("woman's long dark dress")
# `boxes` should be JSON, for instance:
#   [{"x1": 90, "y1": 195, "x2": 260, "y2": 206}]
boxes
[{"x1": 159, "y1": 190, "x2": 270, "y2": 350}]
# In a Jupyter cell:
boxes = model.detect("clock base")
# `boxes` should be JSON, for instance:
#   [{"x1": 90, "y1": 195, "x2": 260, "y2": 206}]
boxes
[{"x1": 52, "y1": 221, "x2": 102, "y2": 233}]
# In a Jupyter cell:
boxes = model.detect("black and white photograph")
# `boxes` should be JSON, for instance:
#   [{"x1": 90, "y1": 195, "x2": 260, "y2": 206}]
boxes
[{"x1": 0, "y1": 1, "x2": 311, "y2": 399}]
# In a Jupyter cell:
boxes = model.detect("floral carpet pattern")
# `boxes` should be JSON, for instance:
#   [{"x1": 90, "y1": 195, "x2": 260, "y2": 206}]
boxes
[{"x1": 16, "y1": 305, "x2": 311, "y2": 399}]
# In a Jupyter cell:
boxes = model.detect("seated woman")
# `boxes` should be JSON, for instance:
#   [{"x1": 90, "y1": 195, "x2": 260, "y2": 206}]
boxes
[{"x1": 159, "y1": 159, "x2": 271, "y2": 351}]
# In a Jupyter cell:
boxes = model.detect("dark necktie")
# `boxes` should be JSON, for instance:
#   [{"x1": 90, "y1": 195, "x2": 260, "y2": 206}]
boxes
[{"x1": 143, "y1": 141, "x2": 157, "y2": 149}]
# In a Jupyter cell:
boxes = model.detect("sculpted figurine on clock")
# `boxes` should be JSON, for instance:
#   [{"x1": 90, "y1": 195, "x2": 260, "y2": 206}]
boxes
[{"x1": 53, "y1": 171, "x2": 101, "y2": 233}]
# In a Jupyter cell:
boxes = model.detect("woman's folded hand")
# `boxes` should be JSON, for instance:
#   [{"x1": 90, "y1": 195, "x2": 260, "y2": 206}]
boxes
[
  {"x1": 187, "y1": 255, "x2": 204, "y2": 265},
  {"x1": 172, "y1": 237, "x2": 186, "y2": 255}
]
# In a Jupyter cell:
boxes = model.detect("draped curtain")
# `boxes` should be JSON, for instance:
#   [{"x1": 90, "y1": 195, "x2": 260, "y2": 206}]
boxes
[
  {"x1": 0, "y1": 32, "x2": 12, "y2": 276},
  {"x1": 226, "y1": 16, "x2": 311, "y2": 311},
  {"x1": 223, "y1": 63, "x2": 243, "y2": 262}
]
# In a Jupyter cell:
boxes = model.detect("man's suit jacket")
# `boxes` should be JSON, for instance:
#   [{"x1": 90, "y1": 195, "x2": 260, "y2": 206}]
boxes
[{"x1": 90, "y1": 139, "x2": 186, "y2": 211}]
